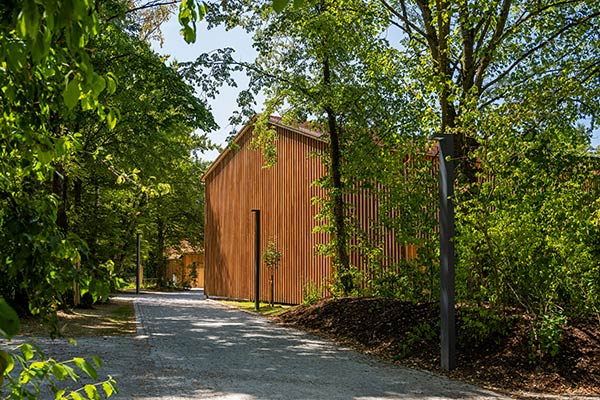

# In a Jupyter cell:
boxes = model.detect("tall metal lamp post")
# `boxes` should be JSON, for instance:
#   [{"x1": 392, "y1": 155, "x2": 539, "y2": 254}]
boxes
[
  {"x1": 136, "y1": 233, "x2": 141, "y2": 295},
  {"x1": 430, "y1": 133, "x2": 456, "y2": 371}
]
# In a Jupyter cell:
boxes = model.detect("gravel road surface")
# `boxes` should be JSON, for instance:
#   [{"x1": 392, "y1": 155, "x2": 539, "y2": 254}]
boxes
[{"x1": 24, "y1": 291, "x2": 509, "y2": 399}]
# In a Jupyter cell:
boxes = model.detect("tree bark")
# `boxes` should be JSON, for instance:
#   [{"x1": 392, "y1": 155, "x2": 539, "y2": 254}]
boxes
[
  {"x1": 323, "y1": 57, "x2": 353, "y2": 295},
  {"x1": 53, "y1": 164, "x2": 68, "y2": 233},
  {"x1": 156, "y1": 216, "x2": 167, "y2": 287}
]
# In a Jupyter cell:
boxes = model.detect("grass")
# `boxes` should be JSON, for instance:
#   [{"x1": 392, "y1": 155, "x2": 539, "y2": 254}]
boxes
[
  {"x1": 20, "y1": 299, "x2": 136, "y2": 338},
  {"x1": 218, "y1": 300, "x2": 291, "y2": 316}
]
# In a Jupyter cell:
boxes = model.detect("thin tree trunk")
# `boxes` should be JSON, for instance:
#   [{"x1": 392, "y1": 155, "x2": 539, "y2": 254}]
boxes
[
  {"x1": 323, "y1": 57, "x2": 353, "y2": 295},
  {"x1": 156, "y1": 216, "x2": 167, "y2": 287},
  {"x1": 53, "y1": 164, "x2": 68, "y2": 232}
]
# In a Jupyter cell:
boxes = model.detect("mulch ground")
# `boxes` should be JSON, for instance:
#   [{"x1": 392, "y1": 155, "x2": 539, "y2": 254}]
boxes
[{"x1": 274, "y1": 297, "x2": 600, "y2": 397}]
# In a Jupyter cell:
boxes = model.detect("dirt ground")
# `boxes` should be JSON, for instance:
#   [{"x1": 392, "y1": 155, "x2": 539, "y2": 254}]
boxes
[
  {"x1": 274, "y1": 297, "x2": 600, "y2": 397},
  {"x1": 19, "y1": 298, "x2": 136, "y2": 337}
]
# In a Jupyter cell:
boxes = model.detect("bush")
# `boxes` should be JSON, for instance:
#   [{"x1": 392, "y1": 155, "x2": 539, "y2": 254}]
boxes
[{"x1": 302, "y1": 282, "x2": 323, "y2": 306}]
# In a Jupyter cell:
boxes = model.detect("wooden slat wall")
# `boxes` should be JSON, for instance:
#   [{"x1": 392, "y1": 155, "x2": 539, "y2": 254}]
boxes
[
  {"x1": 204, "y1": 125, "x2": 331, "y2": 304},
  {"x1": 165, "y1": 253, "x2": 205, "y2": 288},
  {"x1": 204, "y1": 122, "x2": 440, "y2": 304}
]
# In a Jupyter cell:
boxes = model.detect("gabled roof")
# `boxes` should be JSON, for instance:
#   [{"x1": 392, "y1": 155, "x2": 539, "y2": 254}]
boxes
[
  {"x1": 166, "y1": 240, "x2": 203, "y2": 260},
  {"x1": 201, "y1": 115, "x2": 325, "y2": 182}
]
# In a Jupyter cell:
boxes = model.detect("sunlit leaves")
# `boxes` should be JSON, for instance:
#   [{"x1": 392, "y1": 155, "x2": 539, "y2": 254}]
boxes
[
  {"x1": 64, "y1": 75, "x2": 81, "y2": 110},
  {"x1": 272, "y1": 0, "x2": 305, "y2": 12},
  {"x1": 0, "y1": 341, "x2": 117, "y2": 399},
  {"x1": 179, "y1": 0, "x2": 208, "y2": 43},
  {"x1": 272, "y1": 0, "x2": 288, "y2": 13},
  {"x1": 105, "y1": 72, "x2": 118, "y2": 95}
]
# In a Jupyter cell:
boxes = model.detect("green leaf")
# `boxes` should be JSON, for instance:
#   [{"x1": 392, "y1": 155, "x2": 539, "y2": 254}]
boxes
[
  {"x1": 0, "y1": 298, "x2": 20, "y2": 339},
  {"x1": 101, "y1": 381, "x2": 113, "y2": 397},
  {"x1": 107, "y1": 109, "x2": 118, "y2": 130},
  {"x1": 181, "y1": 26, "x2": 196, "y2": 44},
  {"x1": 18, "y1": 370, "x2": 31, "y2": 384},
  {"x1": 63, "y1": 76, "x2": 80, "y2": 110},
  {"x1": 54, "y1": 389, "x2": 66, "y2": 399},
  {"x1": 292, "y1": 0, "x2": 304, "y2": 8},
  {"x1": 197, "y1": 2, "x2": 207, "y2": 19},
  {"x1": 70, "y1": 391, "x2": 84, "y2": 400},
  {"x1": 62, "y1": 364, "x2": 79, "y2": 381},
  {"x1": 51, "y1": 363, "x2": 68, "y2": 380},
  {"x1": 0, "y1": 349, "x2": 14, "y2": 385},
  {"x1": 84, "y1": 384, "x2": 100, "y2": 400},
  {"x1": 20, "y1": 343, "x2": 34, "y2": 361},
  {"x1": 91, "y1": 356, "x2": 102, "y2": 367},
  {"x1": 90, "y1": 74, "x2": 106, "y2": 97},
  {"x1": 38, "y1": 150, "x2": 54, "y2": 165},
  {"x1": 273, "y1": 0, "x2": 289, "y2": 12},
  {"x1": 74, "y1": 358, "x2": 97, "y2": 380},
  {"x1": 18, "y1": 0, "x2": 41, "y2": 40},
  {"x1": 105, "y1": 72, "x2": 117, "y2": 94}
]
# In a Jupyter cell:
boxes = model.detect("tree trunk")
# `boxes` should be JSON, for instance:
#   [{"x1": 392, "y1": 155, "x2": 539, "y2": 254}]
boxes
[
  {"x1": 323, "y1": 57, "x2": 353, "y2": 295},
  {"x1": 156, "y1": 216, "x2": 167, "y2": 287},
  {"x1": 53, "y1": 164, "x2": 68, "y2": 232}
]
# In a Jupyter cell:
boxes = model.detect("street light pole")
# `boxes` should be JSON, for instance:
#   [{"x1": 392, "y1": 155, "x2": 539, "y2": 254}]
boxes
[
  {"x1": 136, "y1": 233, "x2": 141, "y2": 295},
  {"x1": 431, "y1": 134, "x2": 456, "y2": 371}
]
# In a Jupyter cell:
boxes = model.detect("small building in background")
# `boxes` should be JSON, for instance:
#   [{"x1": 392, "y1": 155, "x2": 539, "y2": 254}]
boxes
[{"x1": 166, "y1": 241, "x2": 205, "y2": 288}]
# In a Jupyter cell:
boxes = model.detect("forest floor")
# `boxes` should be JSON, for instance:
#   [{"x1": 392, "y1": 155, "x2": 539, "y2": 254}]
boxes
[
  {"x1": 19, "y1": 299, "x2": 136, "y2": 337},
  {"x1": 274, "y1": 297, "x2": 600, "y2": 398}
]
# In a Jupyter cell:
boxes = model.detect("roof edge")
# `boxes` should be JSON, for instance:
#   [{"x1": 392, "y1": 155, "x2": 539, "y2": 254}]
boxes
[{"x1": 200, "y1": 115, "x2": 325, "y2": 182}]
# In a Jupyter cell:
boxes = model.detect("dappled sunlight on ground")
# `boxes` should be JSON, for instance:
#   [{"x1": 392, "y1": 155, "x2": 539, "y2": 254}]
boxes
[{"x1": 15, "y1": 291, "x2": 513, "y2": 399}]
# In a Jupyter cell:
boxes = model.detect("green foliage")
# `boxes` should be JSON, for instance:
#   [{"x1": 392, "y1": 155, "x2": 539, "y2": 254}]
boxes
[
  {"x1": 80, "y1": 261, "x2": 126, "y2": 305},
  {"x1": 178, "y1": 0, "x2": 207, "y2": 43},
  {"x1": 458, "y1": 306, "x2": 512, "y2": 348},
  {"x1": 529, "y1": 312, "x2": 567, "y2": 362},
  {"x1": 249, "y1": 105, "x2": 280, "y2": 168},
  {"x1": 0, "y1": 300, "x2": 116, "y2": 399},
  {"x1": 302, "y1": 282, "x2": 324, "y2": 306},
  {"x1": 205, "y1": 0, "x2": 600, "y2": 361},
  {"x1": 456, "y1": 131, "x2": 600, "y2": 316},
  {"x1": 328, "y1": 266, "x2": 363, "y2": 298},
  {"x1": 455, "y1": 96, "x2": 600, "y2": 359},
  {"x1": 0, "y1": 299, "x2": 20, "y2": 341},
  {"x1": 1, "y1": 0, "x2": 214, "y2": 320},
  {"x1": 1, "y1": 343, "x2": 117, "y2": 399},
  {"x1": 396, "y1": 321, "x2": 437, "y2": 360},
  {"x1": 0, "y1": 0, "x2": 111, "y2": 319},
  {"x1": 263, "y1": 240, "x2": 282, "y2": 270}
]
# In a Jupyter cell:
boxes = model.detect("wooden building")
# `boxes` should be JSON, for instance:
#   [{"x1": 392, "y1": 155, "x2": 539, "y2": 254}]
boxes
[
  {"x1": 201, "y1": 116, "x2": 427, "y2": 304},
  {"x1": 165, "y1": 242, "x2": 205, "y2": 288}
]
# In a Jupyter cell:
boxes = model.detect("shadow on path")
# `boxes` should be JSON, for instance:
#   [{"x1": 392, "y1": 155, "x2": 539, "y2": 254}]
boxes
[
  {"x1": 126, "y1": 291, "x2": 505, "y2": 400},
  {"x1": 20, "y1": 291, "x2": 507, "y2": 399}
]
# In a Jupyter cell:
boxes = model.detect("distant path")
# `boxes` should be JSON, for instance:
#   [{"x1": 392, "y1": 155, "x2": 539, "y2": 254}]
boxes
[{"x1": 41, "y1": 291, "x2": 508, "y2": 399}]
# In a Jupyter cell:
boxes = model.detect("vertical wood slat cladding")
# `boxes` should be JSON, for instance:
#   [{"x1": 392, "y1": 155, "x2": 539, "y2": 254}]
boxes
[
  {"x1": 203, "y1": 119, "x2": 440, "y2": 304},
  {"x1": 203, "y1": 122, "x2": 331, "y2": 304},
  {"x1": 165, "y1": 253, "x2": 205, "y2": 288}
]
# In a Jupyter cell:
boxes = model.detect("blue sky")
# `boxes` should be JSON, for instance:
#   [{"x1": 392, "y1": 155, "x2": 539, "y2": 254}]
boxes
[{"x1": 151, "y1": 16, "x2": 260, "y2": 161}]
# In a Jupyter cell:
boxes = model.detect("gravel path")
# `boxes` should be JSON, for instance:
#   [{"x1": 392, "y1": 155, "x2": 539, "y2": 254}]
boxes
[{"x1": 26, "y1": 291, "x2": 509, "y2": 399}]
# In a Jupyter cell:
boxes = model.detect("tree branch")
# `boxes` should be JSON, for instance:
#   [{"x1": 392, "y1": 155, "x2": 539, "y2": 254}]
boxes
[
  {"x1": 107, "y1": 0, "x2": 179, "y2": 22},
  {"x1": 474, "y1": 0, "x2": 512, "y2": 92},
  {"x1": 481, "y1": 10, "x2": 600, "y2": 93},
  {"x1": 380, "y1": 0, "x2": 427, "y2": 40},
  {"x1": 413, "y1": 0, "x2": 440, "y2": 62}
]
